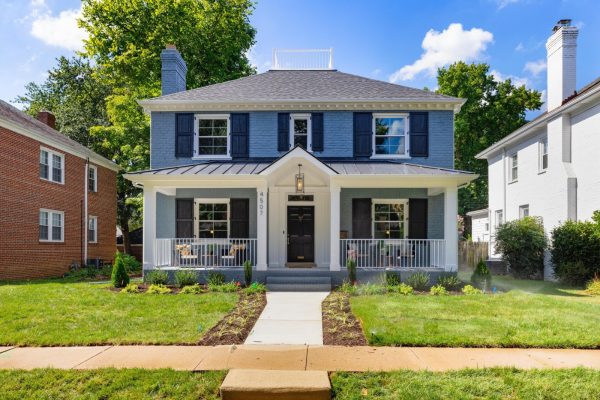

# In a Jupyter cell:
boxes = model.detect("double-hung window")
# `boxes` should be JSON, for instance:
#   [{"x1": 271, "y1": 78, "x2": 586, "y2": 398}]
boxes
[
  {"x1": 40, "y1": 147, "x2": 64, "y2": 184},
  {"x1": 194, "y1": 114, "x2": 230, "y2": 158},
  {"x1": 39, "y1": 209, "x2": 63, "y2": 242},
  {"x1": 509, "y1": 153, "x2": 518, "y2": 182},
  {"x1": 372, "y1": 200, "x2": 408, "y2": 239},
  {"x1": 88, "y1": 216, "x2": 97, "y2": 243},
  {"x1": 539, "y1": 137, "x2": 548, "y2": 172},
  {"x1": 88, "y1": 165, "x2": 97, "y2": 192},
  {"x1": 519, "y1": 204, "x2": 530, "y2": 219},
  {"x1": 495, "y1": 210, "x2": 504, "y2": 228},
  {"x1": 195, "y1": 199, "x2": 229, "y2": 238},
  {"x1": 372, "y1": 114, "x2": 409, "y2": 157},
  {"x1": 289, "y1": 114, "x2": 311, "y2": 150}
]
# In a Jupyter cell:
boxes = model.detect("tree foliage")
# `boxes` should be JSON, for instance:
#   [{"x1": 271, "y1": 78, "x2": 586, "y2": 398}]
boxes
[
  {"x1": 437, "y1": 62, "x2": 543, "y2": 214},
  {"x1": 495, "y1": 217, "x2": 547, "y2": 279}
]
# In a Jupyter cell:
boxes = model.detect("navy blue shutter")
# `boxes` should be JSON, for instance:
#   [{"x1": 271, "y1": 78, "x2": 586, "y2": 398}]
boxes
[
  {"x1": 352, "y1": 198, "x2": 372, "y2": 238},
  {"x1": 230, "y1": 113, "x2": 249, "y2": 158},
  {"x1": 311, "y1": 113, "x2": 324, "y2": 152},
  {"x1": 353, "y1": 112, "x2": 372, "y2": 158},
  {"x1": 408, "y1": 198, "x2": 428, "y2": 239},
  {"x1": 176, "y1": 199, "x2": 194, "y2": 238},
  {"x1": 230, "y1": 199, "x2": 250, "y2": 238},
  {"x1": 278, "y1": 113, "x2": 290, "y2": 151},
  {"x1": 175, "y1": 113, "x2": 194, "y2": 157},
  {"x1": 409, "y1": 112, "x2": 429, "y2": 157}
]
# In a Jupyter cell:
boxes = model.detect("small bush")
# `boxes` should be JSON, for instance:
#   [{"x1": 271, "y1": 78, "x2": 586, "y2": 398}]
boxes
[
  {"x1": 206, "y1": 271, "x2": 225, "y2": 286},
  {"x1": 356, "y1": 283, "x2": 388, "y2": 296},
  {"x1": 121, "y1": 283, "x2": 139, "y2": 293},
  {"x1": 397, "y1": 283, "x2": 414, "y2": 295},
  {"x1": 437, "y1": 274, "x2": 462, "y2": 291},
  {"x1": 471, "y1": 260, "x2": 492, "y2": 290},
  {"x1": 339, "y1": 281, "x2": 358, "y2": 295},
  {"x1": 111, "y1": 253, "x2": 130, "y2": 288},
  {"x1": 243, "y1": 260, "x2": 253, "y2": 286},
  {"x1": 495, "y1": 216, "x2": 547, "y2": 278},
  {"x1": 406, "y1": 272, "x2": 430, "y2": 291},
  {"x1": 180, "y1": 284, "x2": 204, "y2": 294},
  {"x1": 585, "y1": 276, "x2": 600, "y2": 296},
  {"x1": 100, "y1": 264, "x2": 113, "y2": 277},
  {"x1": 244, "y1": 282, "x2": 267, "y2": 294},
  {"x1": 174, "y1": 270, "x2": 198, "y2": 288},
  {"x1": 145, "y1": 270, "x2": 169, "y2": 285},
  {"x1": 346, "y1": 258, "x2": 357, "y2": 284},
  {"x1": 121, "y1": 253, "x2": 141, "y2": 273},
  {"x1": 208, "y1": 281, "x2": 239, "y2": 293},
  {"x1": 430, "y1": 284, "x2": 448, "y2": 296},
  {"x1": 146, "y1": 284, "x2": 171, "y2": 294},
  {"x1": 385, "y1": 271, "x2": 402, "y2": 286},
  {"x1": 462, "y1": 284, "x2": 483, "y2": 295}
]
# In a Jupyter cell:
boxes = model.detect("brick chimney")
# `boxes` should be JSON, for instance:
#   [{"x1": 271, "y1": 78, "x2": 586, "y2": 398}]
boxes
[
  {"x1": 160, "y1": 44, "x2": 187, "y2": 95},
  {"x1": 546, "y1": 19, "x2": 578, "y2": 111},
  {"x1": 36, "y1": 110, "x2": 56, "y2": 129}
]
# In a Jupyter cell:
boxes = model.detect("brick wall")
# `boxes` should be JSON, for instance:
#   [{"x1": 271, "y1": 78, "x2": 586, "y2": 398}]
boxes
[{"x1": 0, "y1": 127, "x2": 117, "y2": 280}]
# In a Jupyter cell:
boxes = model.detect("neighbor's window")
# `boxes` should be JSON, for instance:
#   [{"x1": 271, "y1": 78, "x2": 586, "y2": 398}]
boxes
[
  {"x1": 196, "y1": 200, "x2": 229, "y2": 238},
  {"x1": 510, "y1": 153, "x2": 518, "y2": 182},
  {"x1": 290, "y1": 114, "x2": 311, "y2": 150},
  {"x1": 519, "y1": 204, "x2": 530, "y2": 219},
  {"x1": 40, "y1": 148, "x2": 64, "y2": 184},
  {"x1": 373, "y1": 114, "x2": 409, "y2": 157},
  {"x1": 495, "y1": 210, "x2": 504, "y2": 228},
  {"x1": 88, "y1": 216, "x2": 97, "y2": 243},
  {"x1": 88, "y1": 165, "x2": 97, "y2": 192},
  {"x1": 194, "y1": 115, "x2": 230, "y2": 157},
  {"x1": 372, "y1": 200, "x2": 407, "y2": 239},
  {"x1": 539, "y1": 137, "x2": 548, "y2": 172},
  {"x1": 39, "y1": 209, "x2": 63, "y2": 242}
]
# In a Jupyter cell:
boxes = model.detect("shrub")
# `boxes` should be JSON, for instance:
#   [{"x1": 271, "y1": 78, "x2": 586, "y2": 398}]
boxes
[
  {"x1": 206, "y1": 271, "x2": 225, "y2": 286},
  {"x1": 430, "y1": 284, "x2": 448, "y2": 296},
  {"x1": 244, "y1": 282, "x2": 267, "y2": 294},
  {"x1": 437, "y1": 274, "x2": 462, "y2": 291},
  {"x1": 585, "y1": 276, "x2": 600, "y2": 296},
  {"x1": 180, "y1": 284, "x2": 204, "y2": 294},
  {"x1": 339, "y1": 281, "x2": 358, "y2": 295},
  {"x1": 346, "y1": 258, "x2": 357, "y2": 284},
  {"x1": 145, "y1": 270, "x2": 169, "y2": 285},
  {"x1": 111, "y1": 253, "x2": 130, "y2": 288},
  {"x1": 120, "y1": 253, "x2": 141, "y2": 273},
  {"x1": 146, "y1": 284, "x2": 171, "y2": 294},
  {"x1": 397, "y1": 283, "x2": 414, "y2": 295},
  {"x1": 406, "y1": 272, "x2": 430, "y2": 291},
  {"x1": 243, "y1": 260, "x2": 253, "y2": 286},
  {"x1": 462, "y1": 284, "x2": 483, "y2": 295},
  {"x1": 471, "y1": 260, "x2": 492, "y2": 290},
  {"x1": 174, "y1": 270, "x2": 198, "y2": 288},
  {"x1": 208, "y1": 281, "x2": 239, "y2": 293},
  {"x1": 121, "y1": 283, "x2": 139, "y2": 293},
  {"x1": 495, "y1": 216, "x2": 547, "y2": 278},
  {"x1": 356, "y1": 283, "x2": 388, "y2": 296},
  {"x1": 551, "y1": 212, "x2": 600, "y2": 285},
  {"x1": 385, "y1": 271, "x2": 402, "y2": 286}
]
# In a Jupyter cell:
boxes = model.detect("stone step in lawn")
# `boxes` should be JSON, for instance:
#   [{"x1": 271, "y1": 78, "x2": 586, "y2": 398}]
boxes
[{"x1": 220, "y1": 369, "x2": 331, "y2": 400}]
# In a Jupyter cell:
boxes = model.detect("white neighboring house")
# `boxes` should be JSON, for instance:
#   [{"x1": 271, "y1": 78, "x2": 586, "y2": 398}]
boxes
[
  {"x1": 477, "y1": 19, "x2": 600, "y2": 279},
  {"x1": 466, "y1": 209, "x2": 489, "y2": 242}
]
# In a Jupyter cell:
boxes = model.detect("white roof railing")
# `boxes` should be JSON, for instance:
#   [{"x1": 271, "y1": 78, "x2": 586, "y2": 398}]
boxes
[{"x1": 271, "y1": 48, "x2": 334, "y2": 70}]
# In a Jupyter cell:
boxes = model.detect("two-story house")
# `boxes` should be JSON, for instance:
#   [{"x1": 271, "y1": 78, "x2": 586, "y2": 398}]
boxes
[
  {"x1": 0, "y1": 101, "x2": 119, "y2": 280},
  {"x1": 125, "y1": 47, "x2": 476, "y2": 288},
  {"x1": 478, "y1": 20, "x2": 600, "y2": 279}
]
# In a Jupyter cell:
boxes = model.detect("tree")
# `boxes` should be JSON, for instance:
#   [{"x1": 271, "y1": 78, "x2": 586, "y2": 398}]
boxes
[{"x1": 436, "y1": 62, "x2": 543, "y2": 215}]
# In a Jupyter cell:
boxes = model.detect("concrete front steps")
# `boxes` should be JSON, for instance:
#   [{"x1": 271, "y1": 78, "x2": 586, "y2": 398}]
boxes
[
  {"x1": 220, "y1": 369, "x2": 331, "y2": 400},
  {"x1": 266, "y1": 276, "x2": 332, "y2": 292}
]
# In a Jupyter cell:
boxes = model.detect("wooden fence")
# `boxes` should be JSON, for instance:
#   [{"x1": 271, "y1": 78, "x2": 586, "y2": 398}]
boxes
[{"x1": 459, "y1": 241, "x2": 488, "y2": 270}]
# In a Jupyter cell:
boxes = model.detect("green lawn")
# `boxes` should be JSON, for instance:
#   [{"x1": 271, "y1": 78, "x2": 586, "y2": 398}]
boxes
[
  {"x1": 331, "y1": 368, "x2": 600, "y2": 399},
  {"x1": 0, "y1": 279, "x2": 238, "y2": 346},
  {"x1": 351, "y1": 278, "x2": 600, "y2": 348},
  {"x1": 0, "y1": 369, "x2": 225, "y2": 400}
]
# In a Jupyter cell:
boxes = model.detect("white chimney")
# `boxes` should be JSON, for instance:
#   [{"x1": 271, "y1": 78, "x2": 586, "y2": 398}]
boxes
[{"x1": 546, "y1": 19, "x2": 578, "y2": 111}]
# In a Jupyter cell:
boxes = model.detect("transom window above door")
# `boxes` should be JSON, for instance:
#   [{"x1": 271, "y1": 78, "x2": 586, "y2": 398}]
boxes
[
  {"x1": 194, "y1": 199, "x2": 229, "y2": 238},
  {"x1": 290, "y1": 114, "x2": 312, "y2": 151},
  {"x1": 194, "y1": 114, "x2": 230, "y2": 158},
  {"x1": 373, "y1": 200, "x2": 408, "y2": 239},
  {"x1": 373, "y1": 114, "x2": 409, "y2": 157}
]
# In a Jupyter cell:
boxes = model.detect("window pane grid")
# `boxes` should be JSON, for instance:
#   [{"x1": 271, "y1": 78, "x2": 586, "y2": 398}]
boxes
[
  {"x1": 88, "y1": 167, "x2": 96, "y2": 191},
  {"x1": 198, "y1": 202, "x2": 228, "y2": 238},
  {"x1": 40, "y1": 150, "x2": 49, "y2": 179},
  {"x1": 373, "y1": 202, "x2": 406, "y2": 239},
  {"x1": 52, "y1": 154, "x2": 62, "y2": 182},
  {"x1": 40, "y1": 210, "x2": 62, "y2": 241},
  {"x1": 374, "y1": 117, "x2": 407, "y2": 156},
  {"x1": 198, "y1": 118, "x2": 228, "y2": 156}
]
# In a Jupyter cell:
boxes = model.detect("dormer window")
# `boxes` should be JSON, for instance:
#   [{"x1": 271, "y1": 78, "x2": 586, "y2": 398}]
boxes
[
  {"x1": 372, "y1": 113, "x2": 409, "y2": 158},
  {"x1": 193, "y1": 114, "x2": 230, "y2": 158}
]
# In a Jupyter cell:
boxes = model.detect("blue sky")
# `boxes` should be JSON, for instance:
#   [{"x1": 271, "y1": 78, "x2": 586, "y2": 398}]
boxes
[{"x1": 2, "y1": 0, "x2": 599, "y2": 119}]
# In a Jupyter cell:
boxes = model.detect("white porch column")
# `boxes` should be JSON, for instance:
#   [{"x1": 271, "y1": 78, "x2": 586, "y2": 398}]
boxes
[
  {"x1": 142, "y1": 186, "x2": 157, "y2": 270},
  {"x1": 443, "y1": 185, "x2": 458, "y2": 272},
  {"x1": 256, "y1": 185, "x2": 268, "y2": 271},
  {"x1": 329, "y1": 183, "x2": 341, "y2": 271}
]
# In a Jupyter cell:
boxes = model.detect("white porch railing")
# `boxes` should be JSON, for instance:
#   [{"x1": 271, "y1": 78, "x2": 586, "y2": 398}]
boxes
[
  {"x1": 340, "y1": 239, "x2": 446, "y2": 269},
  {"x1": 154, "y1": 238, "x2": 257, "y2": 268}
]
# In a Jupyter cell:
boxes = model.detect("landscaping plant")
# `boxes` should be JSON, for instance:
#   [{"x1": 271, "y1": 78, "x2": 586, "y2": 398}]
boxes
[
  {"x1": 174, "y1": 270, "x2": 198, "y2": 288},
  {"x1": 339, "y1": 281, "x2": 358, "y2": 296},
  {"x1": 208, "y1": 281, "x2": 239, "y2": 293},
  {"x1": 430, "y1": 284, "x2": 448, "y2": 296},
  {"x1": 397, "y1": 283, "x2": 414, "y2": 295},
  {"x1": 495, "y1": 216, "x2": 547, "y2": 278},
  {"x1": 406, "y1": 272, "x2": 430, "y2": 291},
  {"x1": 437, "y1": 274, "x2": 462, "y2": 291},
  {"x1": 462, "y1": 284, "x2": 484, "y2": 295},
  {"x1": 243, "y1": 260, "x2": 253, "y2": 286},
  {"x1": 111, "y1": 253, "x2": 130, "y2": 288},
  {"x1": 146, "y1": 284, "x2": 171, "y2": 294},
  {"x1": 471, "y1": 259, "x2": 492, "y2": 290},
  {"x1": 206, "y1": 271, "x2": 225, "y2": 286},
  {"x1": 586, "y1": 276, "x2": 600, "y2": 296},
  {"x1": 145, "y1": 270, "x2": 169, "y2": 285},
  {"x1": 121, "y1": 253, "x2": 141, "y2": 273},
  {"x1": 180, "y1": 284, "x2": 204, "y2": 295},
  {"x1": 244, "y1": 282, "x2": 266, "y2": 295},
  {"x1": 121, "y1": 283, "x2": 139, "y2": 293},
  {"x1": 385, "y1": 271, "x2": 402, "y2": 286},
  {"x1": 356, "y1": 283, "x2": 388, "y2": 296},
  {"x1": 346, "y1": 258, "x2": 357, "y2": 284}
]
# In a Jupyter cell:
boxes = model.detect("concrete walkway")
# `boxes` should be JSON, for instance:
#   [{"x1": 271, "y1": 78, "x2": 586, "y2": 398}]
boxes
[
  {"x1": 1, "y1": 345, "x2": 599, "y2": 371},
  {"x1": 245, "y1": 292, "x2": 329, "y2": 345}
]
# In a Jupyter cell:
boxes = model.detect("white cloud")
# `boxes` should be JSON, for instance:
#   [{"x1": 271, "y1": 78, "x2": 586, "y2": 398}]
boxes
[
  {"x1": 515, "y1": 42, "x2": 525, "y2": 52},
  {"x1": 495, "y1": 0, "x2": 521, "y2": 9},
  {"x1": 523, "y1": 59, "x2": 547, "y2": 77},
  {"x1": 30, "y1": 4, "x2": 87, "y2": 51},
  {"x1": 491, "y1": 69, "x2": 531, "y2": 88},
  {"x1": 389, "y1": 23, "x2": 493, "y2": 82}
]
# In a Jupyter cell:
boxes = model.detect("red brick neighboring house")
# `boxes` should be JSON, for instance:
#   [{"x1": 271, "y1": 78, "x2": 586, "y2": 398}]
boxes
[{"x1": 0, "y1": 100, "x2": 119, "y2": 280}]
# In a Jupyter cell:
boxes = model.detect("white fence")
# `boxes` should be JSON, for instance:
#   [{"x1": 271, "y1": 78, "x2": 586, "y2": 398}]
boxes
[
  {"x1": 340, "y1": 239, "x2": 446, "y2": 269},
  {"x1": 154, "y1": 238, "x2": 257, "y2": 268}
]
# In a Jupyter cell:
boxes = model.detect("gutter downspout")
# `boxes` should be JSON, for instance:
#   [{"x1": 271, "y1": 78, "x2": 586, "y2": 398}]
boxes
[{"x1": 84, "y1": 158, "x2": 89, "y2": 266}]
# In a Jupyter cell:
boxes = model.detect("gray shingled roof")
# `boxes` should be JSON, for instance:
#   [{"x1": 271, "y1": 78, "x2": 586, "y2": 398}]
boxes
[{"x1": 143, "y1": 70, "x2": 459, "y2": 103}]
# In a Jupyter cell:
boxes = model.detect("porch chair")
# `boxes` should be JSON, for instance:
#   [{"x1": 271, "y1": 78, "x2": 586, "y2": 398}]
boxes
[
  {"x1": 175, "y1": 244, "x2": 197, "y2": 266},
  {"x1": 221, "y1": 243, "x2": 247, "y2": 267}
]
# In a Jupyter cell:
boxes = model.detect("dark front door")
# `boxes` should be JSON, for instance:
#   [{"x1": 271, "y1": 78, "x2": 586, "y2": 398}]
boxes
[{"x1": 287, "y1": 206, "x2": 314, "y2": 262}]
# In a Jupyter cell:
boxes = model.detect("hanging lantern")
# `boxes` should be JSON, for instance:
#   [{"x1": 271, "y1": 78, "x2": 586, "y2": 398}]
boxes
[{"x1": 295, "y1": 163, "x2": 305, "y2": 193}]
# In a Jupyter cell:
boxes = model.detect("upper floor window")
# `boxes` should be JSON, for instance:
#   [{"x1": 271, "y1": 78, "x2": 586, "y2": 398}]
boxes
[
  {"x1": 39, "y1": 209, "x2": 63, "y2": 242},
  {"x1": 40, "y1": 147, "x2": 64, "y2": 184},
  {"x1": 509, "y1": 153, "x2": 518, "y2": 182},
  {"x1": 88, "y1": 216, "x2": 97, "y2": 243},
  {"x1": 539, "y1": 137, "x2": 548, "y2": 172},
  {"x1": 88, "y1": 165, "x2": 97, "y2": 192},
  {"x1": 519, "y1": 204, "x2": 529, "y2": 219},
  {"x1": 372, "y1": 200, "x2": 408, "y2": 239},
  {"x1": 193, "y1": 114, "x2": 230, "y2": 158},
  {"x1": 194, "y1": 199, "x2": 229, "y2": 238},
  {"x1": 495, "y1": 210, "x2": 504, "y2": 227},
  {"x1": 372, "y1": 114, "x2": 409, "y2": 158},
  {"x1": 290, "y1": 114, "x2": 311, "y2": 151}
]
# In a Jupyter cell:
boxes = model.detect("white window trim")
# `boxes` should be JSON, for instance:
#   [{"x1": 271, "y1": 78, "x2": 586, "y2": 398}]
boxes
[
  {"x1": 509, "y1": 153, "x2": 518, "y2": 183},
  {"x1": 88, "y1": 216, "x2": 98, "y2": 243},
  {"x1": 40, "y1": 146, "x2": 65, "y2": 185},
  {"x1": 39, "y1": 208, "x2": 64, "y2": 243},
  {"x1": 519, "y1": 204, "x2": 530, "y2": 219},
  {"x1": 88, "y1": 165, "x2": 98, "y2": 192},
  {"x1": 193, "y1": 198, "x2": 230, "y2": 239},
  {"x1": 192, "y1": 114, "x2": 231, "y2": 160},
  {"x1": 495, "y1": 210, "x2": 504, "y2": 228},
  {"x1": 371, "y1": 199, "x2": 409, "y2": 239},
  {"x1": 538, "y1": 138, "x2": 548, "y2": 173},
  {"x1": 371, "y1": 113, "x2": 410, "y2": 159},
  {"x1": 289, "y1": 113, "x2": 312, "y2": 152}
]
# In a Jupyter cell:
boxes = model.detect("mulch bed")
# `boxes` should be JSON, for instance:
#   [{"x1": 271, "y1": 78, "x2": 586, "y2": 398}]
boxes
[
  {"x1": 198, "y1": 292, "x2": 267, "y2": 346},
  {"x1": 322, "y1": 292, "x2": 368, "y2": 346}
]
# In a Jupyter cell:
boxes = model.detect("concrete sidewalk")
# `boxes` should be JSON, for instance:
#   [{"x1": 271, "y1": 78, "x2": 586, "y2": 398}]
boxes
[{"x1": 0, "y1": 345, "x2": 599, "y2": 371}]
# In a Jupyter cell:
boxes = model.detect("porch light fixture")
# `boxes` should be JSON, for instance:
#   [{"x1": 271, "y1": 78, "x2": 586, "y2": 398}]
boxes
[{"x1": 295, "y1": 164, "x2": 305, "y2": 193}]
